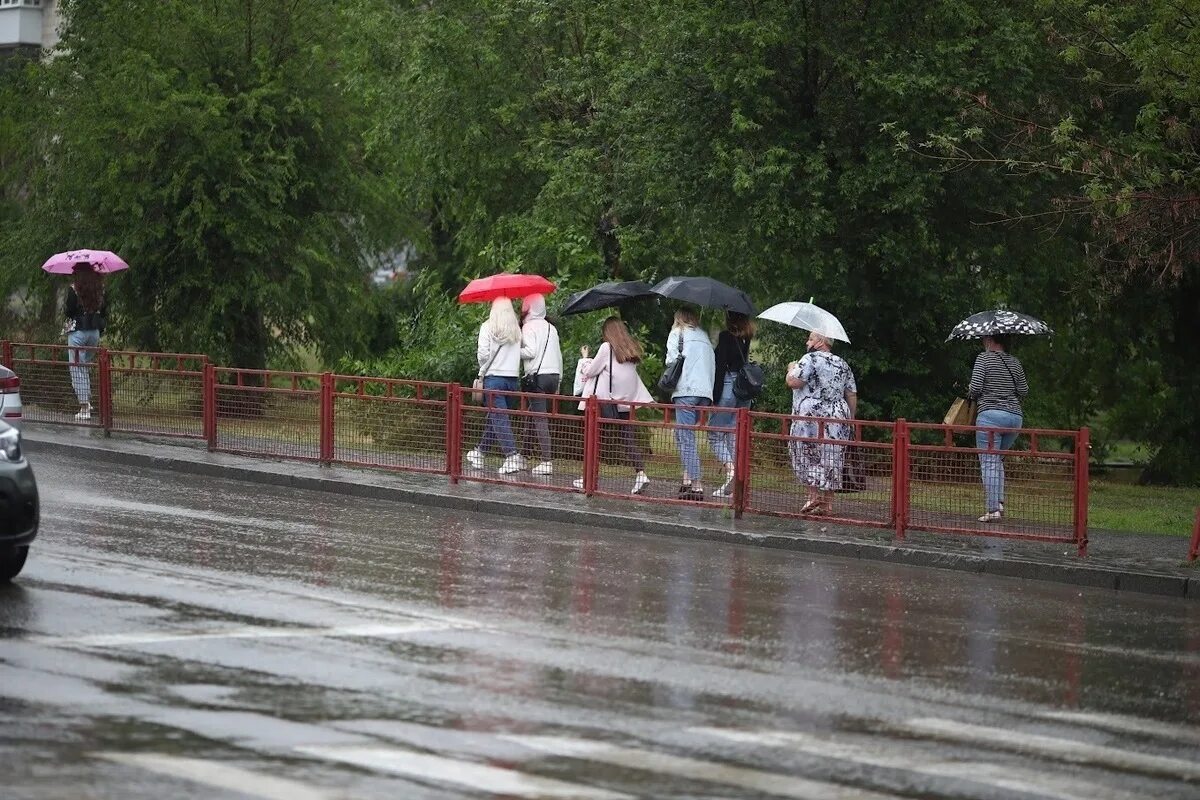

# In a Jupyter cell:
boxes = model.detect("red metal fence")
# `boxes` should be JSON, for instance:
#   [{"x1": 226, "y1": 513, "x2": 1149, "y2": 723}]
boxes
[{"x1": 4, "y1": 341, "x2": 1090, "y2": 555}]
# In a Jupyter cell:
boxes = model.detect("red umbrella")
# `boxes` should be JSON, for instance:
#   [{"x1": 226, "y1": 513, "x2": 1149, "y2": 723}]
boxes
[{"x1": 458, "y1": 273, "x2": 556, "y2": 304}]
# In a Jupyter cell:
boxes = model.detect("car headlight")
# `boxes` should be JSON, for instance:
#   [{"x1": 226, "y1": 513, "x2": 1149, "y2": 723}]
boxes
[{"x1": 0, "y1": 427, "x2": 21, "y2": 462}]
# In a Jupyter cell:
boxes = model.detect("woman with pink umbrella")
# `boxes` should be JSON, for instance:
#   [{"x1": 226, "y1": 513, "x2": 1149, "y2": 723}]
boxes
[{"x1": 43, "y1": 249, "x2": 129, "y2": 421}]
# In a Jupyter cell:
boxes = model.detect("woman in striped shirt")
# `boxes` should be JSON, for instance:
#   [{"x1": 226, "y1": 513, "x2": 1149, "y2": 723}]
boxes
[{"x1": 967, "y1": 334, "x2": 1028, "y2": 522}]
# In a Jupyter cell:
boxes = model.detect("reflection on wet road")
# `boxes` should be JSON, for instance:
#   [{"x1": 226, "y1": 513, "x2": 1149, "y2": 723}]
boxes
[{"x1": 2, "y1": 451, "x2": 1198, "y2": 799}]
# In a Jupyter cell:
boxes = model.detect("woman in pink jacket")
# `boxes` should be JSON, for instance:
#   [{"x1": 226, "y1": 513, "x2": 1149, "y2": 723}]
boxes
[{"x1": 574, "y1": 317, "x2": 653, "y2": 495}]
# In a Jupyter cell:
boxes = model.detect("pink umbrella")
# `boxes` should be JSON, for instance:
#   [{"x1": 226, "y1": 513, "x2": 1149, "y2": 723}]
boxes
[
  {"x1": 458, "y1": 273, "x2": 555, "y2": 304},
  {"x1": 41, "y1": 249, "x2": 130, "y2": 275}
]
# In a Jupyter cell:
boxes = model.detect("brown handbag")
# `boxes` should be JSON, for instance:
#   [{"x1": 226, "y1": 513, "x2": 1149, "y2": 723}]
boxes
[{"x1": 944, "y1": 396, "x2": 977, "y2": 426}]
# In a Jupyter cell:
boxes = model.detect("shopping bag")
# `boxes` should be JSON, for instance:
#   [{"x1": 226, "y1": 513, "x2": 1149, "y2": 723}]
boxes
[{"x1": 943, "y1": 396, "x2": 977, "y2": 426}]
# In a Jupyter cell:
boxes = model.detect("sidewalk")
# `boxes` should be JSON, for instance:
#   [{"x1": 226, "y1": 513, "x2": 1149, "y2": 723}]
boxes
[{"x1": 21, "y1": 424, "x2": 1198, "y2": 600}]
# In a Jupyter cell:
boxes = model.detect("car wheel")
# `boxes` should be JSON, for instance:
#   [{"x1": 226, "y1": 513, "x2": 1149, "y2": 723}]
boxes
[{"x1": 0, "y1": 547, "x2": 28, "y2": 582}]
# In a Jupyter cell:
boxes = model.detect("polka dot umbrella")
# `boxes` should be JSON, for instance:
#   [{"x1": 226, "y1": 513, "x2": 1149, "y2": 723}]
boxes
[{"x1": 946, "y1": 309, "x2": 1053, "y2": 341}]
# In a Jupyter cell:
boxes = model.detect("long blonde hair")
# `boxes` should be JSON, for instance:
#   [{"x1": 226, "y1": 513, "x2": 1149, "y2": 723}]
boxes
[
  {"x1": 602, "y1": 317, "x2": 643, "y2": 363},
  {"x1": 486, "y1": 297, "x2": 520, "y2": 344},
  {"x1": 673, "y1": 308, "x2": 700, "y2": 329}
]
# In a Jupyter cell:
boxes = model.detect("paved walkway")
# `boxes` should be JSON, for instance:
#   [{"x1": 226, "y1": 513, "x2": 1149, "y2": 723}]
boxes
[{"x1": 20, "y1": 424, "x2": 1198, "y2": 599}]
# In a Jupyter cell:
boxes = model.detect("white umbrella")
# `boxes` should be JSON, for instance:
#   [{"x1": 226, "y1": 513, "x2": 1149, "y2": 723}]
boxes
[{"x1": 758, "y1": 300, "x2": 850, "y2": 343}]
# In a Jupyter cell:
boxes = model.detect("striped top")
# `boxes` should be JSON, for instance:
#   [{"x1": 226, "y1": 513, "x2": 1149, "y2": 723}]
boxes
[{"x1": 967, "y1": 351, "x2": 1028, "y2": 415}]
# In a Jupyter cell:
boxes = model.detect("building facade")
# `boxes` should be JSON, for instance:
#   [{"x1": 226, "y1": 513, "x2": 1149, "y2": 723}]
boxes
[{"x1": 0, "y1": 0, "x2": 61, "y2": 58}]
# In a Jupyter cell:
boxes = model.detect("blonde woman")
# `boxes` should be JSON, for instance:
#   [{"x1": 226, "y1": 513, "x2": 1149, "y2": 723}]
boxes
[
  {"x1": 466, "y1": 297, "x2": 526, "y2": 474},
  {"x1": 664, "y1": 307, "x2": 716, "y2": 500}
]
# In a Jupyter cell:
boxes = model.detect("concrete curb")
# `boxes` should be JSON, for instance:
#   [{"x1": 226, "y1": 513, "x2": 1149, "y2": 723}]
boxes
[{"x1": 24, "y1": 435, "x2": 1196, "y2": 600}]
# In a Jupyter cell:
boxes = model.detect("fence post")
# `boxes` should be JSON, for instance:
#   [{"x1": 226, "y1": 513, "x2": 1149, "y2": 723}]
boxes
[
  {"x1": 1188, "y1": 506, "x2": 1200, "y2": 562},
  {"x1": 1074, "y1": 426, "x2": 1090, "y2": 557},
  {"x1": 203, "y1": 363, "x2": 216, "y2": 451},
  {"x1": 732, "y1": 407, "x2": 751, "y2": 518},
  {"x1": 583, "y1": 395, "x2": 599, "y2": 496},
  {"x1": 1, "y1": 341, "x2": 11, "y2": 367},
  {"x1": 319, "y1": 372, "x2": 334, "y2": 465},
  {"x1": 892, "y1": 418, "x2": 908, "y2": 540},
  {"x1": 98, "y1": 348, "x2": 113, "y2": 434},
  {"x1": 446, "y1": 383, "x2": 462, "y2": 483}
]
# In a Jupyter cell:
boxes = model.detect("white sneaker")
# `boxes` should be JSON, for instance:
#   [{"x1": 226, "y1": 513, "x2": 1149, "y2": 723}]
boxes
[
  {"x1": 572, "y1": 478, "x2": 585, "y2": 490},
  {"x1": 74, "y1": 407, "x2": 92, "y2": 421},
  {"x1": 632, "y1": 472, "x2": 650, "y2": 495},
  {"x1": 498, "y1": 453, "x2": 527, "y2": 474},
  {"x1": 465, "y1": 449, "x2": 484, "y2": 469},
  {"x1": 978, "y1": 510, "x2": 1002, "y2": 523},
  {"x1": 531, "y1": 461, "x2": 553, "y2": 476},
  {"x1": 712, "y1": 479, "x2": 733, "y2": 498}
]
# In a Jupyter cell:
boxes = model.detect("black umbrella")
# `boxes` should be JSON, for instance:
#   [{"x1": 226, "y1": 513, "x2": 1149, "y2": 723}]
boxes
[
  {"x1": 946, "y1": 309, "x2": 1053, "y2": 341},
  {"x1": 650, "y1": 276, "x2": 755, "y2": 316},
  {"x1": 560, "y1": 280, "x2": 656, "y2": 316}
]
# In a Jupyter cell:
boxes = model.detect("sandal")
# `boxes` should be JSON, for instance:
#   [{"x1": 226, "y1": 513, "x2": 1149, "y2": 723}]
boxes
[{"x1": 800, "y1": 499, "x2": 822, "y2": 514}]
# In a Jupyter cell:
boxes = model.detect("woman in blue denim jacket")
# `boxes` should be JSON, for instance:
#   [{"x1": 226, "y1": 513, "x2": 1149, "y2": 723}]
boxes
[{"x1": 664, "y1": 308, "x2": 716, "y2": 500}]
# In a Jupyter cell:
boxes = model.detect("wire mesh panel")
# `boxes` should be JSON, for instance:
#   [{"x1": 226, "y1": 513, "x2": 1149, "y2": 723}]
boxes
[
  {"x1": 457, "y1": 386, "x2": 585, "y2": 493},
  {"x1": 593, "y1": 401, "x2": 738, "y2": 506},
  {"x1": 332, "y1": 377, "x2": 450, "y2": 473},
  {"x1": 109, "y1": 351, "x2": 207, "y2": 439},
  {"x1": 746, "y1": 412, "x2": 896, "y2": 527},
  {"x1": 213, "y1": 368, "x2": 321, "y2": 460},
  {"x1": 10, "y1": 343, "x2": 102, "y2": 427},
  {"x1": 905, "y1": 422, "x2": 1079, "y2": 543}
]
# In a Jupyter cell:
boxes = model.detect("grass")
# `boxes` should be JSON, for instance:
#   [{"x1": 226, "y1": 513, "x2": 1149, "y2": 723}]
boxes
[{"x1": 1087, "y1": 478, "x2": 1198, "y2": 535}]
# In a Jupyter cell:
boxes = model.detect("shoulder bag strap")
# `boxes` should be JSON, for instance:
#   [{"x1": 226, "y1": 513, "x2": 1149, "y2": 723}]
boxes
[
  {"x1": 479, "y1": 337, "x2": 501, "y2": 378},
  {"x1": 531, "y1": 323, "x2": 551, "y2": 377}
]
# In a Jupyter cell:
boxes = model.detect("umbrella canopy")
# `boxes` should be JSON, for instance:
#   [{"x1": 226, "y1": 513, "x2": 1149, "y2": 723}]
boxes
[
  {"x1": 561, "y1": 280, "x2": 655, "y2": 315},
  {"x1": 946, "y1": 309, "x2": 1053, "y2": 341},
  {"x1": 41, "y1": 249, "x2": 130, "y2": 275},
  {"x1": 758, "y1": 301, "x2": 850, "y2": 343},
  {"x1": 650, "y1": 276, "x2": 754, "y2": 316},
  {"x1": 458, "y1": 273, "x2": 556, "y2": 304}
]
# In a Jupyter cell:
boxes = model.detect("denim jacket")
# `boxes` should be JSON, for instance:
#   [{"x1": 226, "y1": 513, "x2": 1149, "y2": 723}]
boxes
[{"x1": 665, "y1": 326, "x2": 716, "y2": 401}]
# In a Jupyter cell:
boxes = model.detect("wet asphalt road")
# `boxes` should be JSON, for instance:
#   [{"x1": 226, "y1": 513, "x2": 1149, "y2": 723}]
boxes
[{"x1": 2, "y1": 451, "x2": 1199, "y2": 800}]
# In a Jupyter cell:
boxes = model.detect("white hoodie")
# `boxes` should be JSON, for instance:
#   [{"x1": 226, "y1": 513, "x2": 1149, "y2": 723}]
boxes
[
  {"x1": 477, "y1": 324, "x2": 521, "y2": 378},
  {"x1": 519, "y1": 295, "x2": 564, "y2": 377}
]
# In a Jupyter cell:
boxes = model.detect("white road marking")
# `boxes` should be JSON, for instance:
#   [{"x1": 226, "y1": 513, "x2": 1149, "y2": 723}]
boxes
[
  {"x1": 35, "y1": 620, "x2": 461, "y2": 648},
  {"x1": 693, "y1": 727, "x2": 1147, "y2": 800},
  {"x1": 296, "y1": 744, "x2": 631, "y2": 799},
  {"x1": 901, "y1": 718, "x2": 1200, "y2": 781},
  {"x1": 501, "y1": 734, "x2": 900, "y2": 800},
  {"x1": 1036, "y1": 710, "x2": 1200, "y2": 746},
  {"x1": 95, "y1": 752, "x2": 335, "y2": 800}
]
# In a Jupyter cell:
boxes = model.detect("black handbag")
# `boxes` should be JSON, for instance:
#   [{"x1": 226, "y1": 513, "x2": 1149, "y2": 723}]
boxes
[
  {"x1": 838, "y1": 427, "x2": 868, "y2": 493},
  {"x1": 656, "y1": 334, "x2": 685, "y2": 397},
  {"x1": 520, "y1": 326, "x2": 551, "y2": 393},
  {"x1": 731, "y1": 337, "x2": 764, "y2": 401}
]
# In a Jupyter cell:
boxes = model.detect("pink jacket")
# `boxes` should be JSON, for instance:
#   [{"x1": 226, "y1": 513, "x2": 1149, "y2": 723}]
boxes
[{"x1": 574, "y1": 342, "x2": 654, "y2": 412}]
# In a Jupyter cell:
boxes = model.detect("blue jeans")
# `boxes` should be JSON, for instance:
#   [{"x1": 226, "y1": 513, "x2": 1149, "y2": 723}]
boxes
[
  {"x1": 477, "y1": 376, "x2": 518, "y2": 456},
  {"x1": 707, "y1": 373, "x2": 748, "y2": 467},
  {"x1": 976, "y1": 409, "x2": 1022, "y2": 512},
  {"x1": 673, "y1": 396, "x2": 709, "y2": 481},
  {"x1": 68, "y1": 329, "x2": 101, "y2": 404}
]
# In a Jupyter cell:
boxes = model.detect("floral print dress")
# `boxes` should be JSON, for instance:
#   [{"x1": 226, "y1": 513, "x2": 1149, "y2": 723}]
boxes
[{"x1": 788, "y1": 351, "x2": 857, "y2": 490}]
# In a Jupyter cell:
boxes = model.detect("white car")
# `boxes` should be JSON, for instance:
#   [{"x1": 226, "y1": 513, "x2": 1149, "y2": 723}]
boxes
[{"x1": 0, "y1": 365, "x2": 23, "y2": 429}]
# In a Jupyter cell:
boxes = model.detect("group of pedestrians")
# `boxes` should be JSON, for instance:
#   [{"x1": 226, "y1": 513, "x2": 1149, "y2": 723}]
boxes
[
  {"x1": 56, "y1": 271, "x2": 1030, "y2": 522},
  {"x1": 459, "y1": 292, "x2": 1030, "y2": 522}
]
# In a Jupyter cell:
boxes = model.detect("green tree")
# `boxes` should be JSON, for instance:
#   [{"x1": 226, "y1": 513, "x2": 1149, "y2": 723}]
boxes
[{"x1": 0, "y1": 0, "x2": 402, "y2": 368}]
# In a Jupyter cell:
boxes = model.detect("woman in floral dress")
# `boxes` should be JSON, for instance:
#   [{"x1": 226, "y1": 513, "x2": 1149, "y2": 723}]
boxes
[{"x1": 787, "y1": 331, "x2": 858, "y2": 515}]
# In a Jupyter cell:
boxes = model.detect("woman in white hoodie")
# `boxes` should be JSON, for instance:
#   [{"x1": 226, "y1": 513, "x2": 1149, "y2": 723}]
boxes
[
  {"x1": 519, "y1": 294, "x2": 563, "y2": 475},
  {"x1": 466, "y1": 297, "x2": 525, "y2": 474}
]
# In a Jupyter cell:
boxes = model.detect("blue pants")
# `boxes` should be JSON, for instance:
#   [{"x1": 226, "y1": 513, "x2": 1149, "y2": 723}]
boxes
[
  {"x1": 477, "y1": 375, "x2": 518, "y2": 456},
  {"x1": 707, "y1": 372, "x2": 748, "y2": 467},
  {"x1": 673, "y1": 396, "x2": 710, "y2": 481},
  {"x1": 976, "y1": 409, "x2": 1022, "y2": 512},
  {"x1": 68, "y1": 329, "x2": 100, "y2": 404}
]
